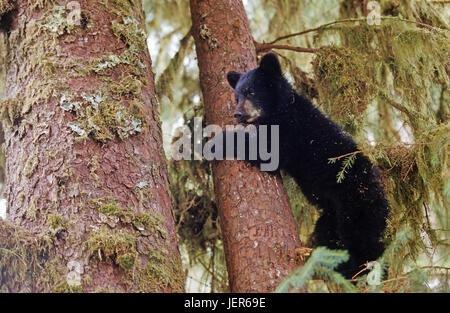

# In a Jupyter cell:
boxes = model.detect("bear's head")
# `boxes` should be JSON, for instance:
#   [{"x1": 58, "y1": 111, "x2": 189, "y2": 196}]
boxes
[{"x1": 227, "y1": 53, "x2": 291, "y2": 125}]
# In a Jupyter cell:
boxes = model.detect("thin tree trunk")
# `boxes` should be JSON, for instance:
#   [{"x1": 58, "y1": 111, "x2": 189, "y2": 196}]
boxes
[
  {"x1": 190, "y1": 0, "x2": 303, "y2": 292},
  {"x1": 0, "y1": 0, "x2": 183, "y2": 292}
]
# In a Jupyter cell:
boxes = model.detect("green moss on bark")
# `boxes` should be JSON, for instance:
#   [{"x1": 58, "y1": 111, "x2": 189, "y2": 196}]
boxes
[
  {"x1": 1, "y1": 2, "x2": 149, "y2": 144},
  {"x1": 91, "y1": 198, "x2": 167, "y2": 238},
  {"x1": 84, "y1": 197, "x2": 184, "y2": 291},
  {"x1": 0, "y1": 220, "x2": 52, "y2": 292}
]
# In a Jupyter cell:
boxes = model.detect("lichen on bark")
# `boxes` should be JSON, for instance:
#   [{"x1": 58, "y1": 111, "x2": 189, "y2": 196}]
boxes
[{"x1": 0, "y1": 0, "x2": 184, "y2": 292}]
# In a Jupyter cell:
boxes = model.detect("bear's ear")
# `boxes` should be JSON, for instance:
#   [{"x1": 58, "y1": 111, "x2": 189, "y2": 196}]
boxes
[
  {"x1": 259, "y1": 53, "x2": 282, "y2": 76},
  {"x1": 227, "y1": 71, "x2": 241, "y2": 89}
]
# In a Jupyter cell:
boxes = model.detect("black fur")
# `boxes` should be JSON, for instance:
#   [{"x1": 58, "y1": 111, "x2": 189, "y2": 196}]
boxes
[{"x1": 221, "y1": 53, "x2": 389, "y2": 278}]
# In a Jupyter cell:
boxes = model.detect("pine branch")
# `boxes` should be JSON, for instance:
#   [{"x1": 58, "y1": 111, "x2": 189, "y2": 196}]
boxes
[
  {"x1": 275, "y1": 247, "x2": 355, "y2": 293},
  {"x1": 265, "y1": 16, "x2": 445, "y2": 46},
  {"x1": 328, "y1": 151, "x2": 362, "y2": 183},
  {"x1": 254, "y1": 42, "x2": 318, "y2": 55}
]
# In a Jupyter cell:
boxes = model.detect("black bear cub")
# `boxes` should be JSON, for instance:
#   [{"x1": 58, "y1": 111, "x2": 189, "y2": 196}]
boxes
[{"x1": 223, "y1": 53, "x2": 389, "y2": 278}]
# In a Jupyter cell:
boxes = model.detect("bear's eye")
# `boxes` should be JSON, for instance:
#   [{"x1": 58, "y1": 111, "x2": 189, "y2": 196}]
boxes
[{"x1": 246, "y1": 89, "x2": 255, "y2": 98}]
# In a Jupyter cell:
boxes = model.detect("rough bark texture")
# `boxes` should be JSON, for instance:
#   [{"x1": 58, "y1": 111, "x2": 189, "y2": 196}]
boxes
[
  {"x1": 190, "y1": 0, "x2": 303, "y2": 292},
  {"x1": 0, "y1": 0, "x2": 183, "y2": 292}
]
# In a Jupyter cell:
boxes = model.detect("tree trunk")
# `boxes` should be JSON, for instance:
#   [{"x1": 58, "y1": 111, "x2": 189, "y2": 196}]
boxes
[
  {"x1": 0, "y1": 0, "x2": 183, "y2": 292},
  {"x1": 190, "y1": 0, "x2": 303, "y2": 292}
]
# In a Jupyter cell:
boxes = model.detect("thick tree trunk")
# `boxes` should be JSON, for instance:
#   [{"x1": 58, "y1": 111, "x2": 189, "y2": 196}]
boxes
[
  {"x1": 190, "y1": 0, "x2": 303, "y2": 292},
  {"x1": 0, "y1": 0, "x2": 183, "y2": 292}
]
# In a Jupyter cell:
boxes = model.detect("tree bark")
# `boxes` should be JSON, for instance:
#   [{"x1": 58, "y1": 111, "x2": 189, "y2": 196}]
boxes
[
  {"x1": 190, "y1": 0, "x2": 303, "y2": 292},
  {"x1": 0, "y1": 0, "x2": 183, "y2": 292}
]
